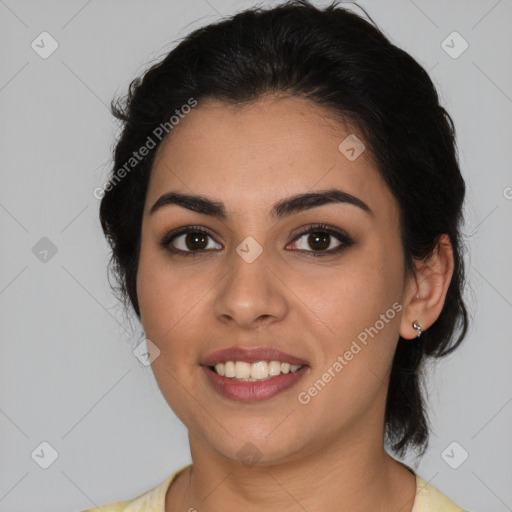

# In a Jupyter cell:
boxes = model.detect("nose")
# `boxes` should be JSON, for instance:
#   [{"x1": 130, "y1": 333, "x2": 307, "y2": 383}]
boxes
[{"x1": 213, "y1": 248, "x2": 289, "y2": 330}]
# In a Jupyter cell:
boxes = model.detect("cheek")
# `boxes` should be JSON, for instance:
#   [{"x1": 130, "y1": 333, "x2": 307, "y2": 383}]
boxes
[
  {"x1": 296, "y1": 240, "x2": 404, "y2": 397},
  {"x1": 294, "y1": 275, "x2": 402, "y2": 437},
  {"x1": 136, "y1": 249, "x2": 206, "y2": 422},
  {"x1": 137, "y1": 240, "x2": 195, "y2": 337},
  {"x1": 300, "y1": 244, "x2": 403, "y2": 343},
  {"x1": 136, "y1": 246, "x2": 199, "y2": 376}
]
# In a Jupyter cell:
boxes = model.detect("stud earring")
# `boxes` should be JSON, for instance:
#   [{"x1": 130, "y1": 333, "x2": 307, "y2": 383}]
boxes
[{"x1": 412, "y1": 320, "x2": 423, "y2": 338}]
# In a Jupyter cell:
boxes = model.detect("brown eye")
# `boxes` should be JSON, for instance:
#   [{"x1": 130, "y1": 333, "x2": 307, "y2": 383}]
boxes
[
  {"x1": 307, "y1": 232, "x2": 330, "y2": 251},
  {"x1": 170, "y1": 231, "x2": 220, "y2": 252},
  {"x1": 288, "y1": 223, "x2": 354, "y2": 256},
  {"x1": 183, "y1": 232, "x2": 209, "y2": 251},
  {"x1": 160, "y1": 223, "x2": 353, "y2": 259},
  {"x1": 160, "y1": 226, "x2": 222, "y2": 256},
  {"x1": 290, "y1": 229, "x2": 342, "y2": 253}
]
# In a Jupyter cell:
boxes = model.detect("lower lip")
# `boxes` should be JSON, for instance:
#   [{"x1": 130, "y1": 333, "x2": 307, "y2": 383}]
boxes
[{"x1": 201, "y1": 365, "x2": 308, "y2": 402}]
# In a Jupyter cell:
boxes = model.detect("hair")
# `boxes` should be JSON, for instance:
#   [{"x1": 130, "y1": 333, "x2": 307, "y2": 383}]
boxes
[{"x1": 99, "y1": 0, "x2": 469, "y2": 458}]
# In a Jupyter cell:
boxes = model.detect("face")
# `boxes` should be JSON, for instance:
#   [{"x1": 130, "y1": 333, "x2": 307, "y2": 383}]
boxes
[{"x1": 136, "y1": 95, "x2": 414, "y2": 465}]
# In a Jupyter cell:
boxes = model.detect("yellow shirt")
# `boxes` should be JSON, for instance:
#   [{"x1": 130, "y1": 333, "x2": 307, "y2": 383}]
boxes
[{"x1": 80, "y1": 464, "x2": 467, "y2": 512}]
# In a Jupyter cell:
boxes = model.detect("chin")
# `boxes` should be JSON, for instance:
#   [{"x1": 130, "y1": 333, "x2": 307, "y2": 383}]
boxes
[{"x1": 205, "y1": 425, "x2": 307, "y2": 467}]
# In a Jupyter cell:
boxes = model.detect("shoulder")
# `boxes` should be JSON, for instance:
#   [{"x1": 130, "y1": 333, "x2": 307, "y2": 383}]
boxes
[
  {"x1": 78, "y1": 465, "x2": 190, "y2": 512},
  {"x1": 414, "y1": 475, "x2": 468, "y2": 512}
]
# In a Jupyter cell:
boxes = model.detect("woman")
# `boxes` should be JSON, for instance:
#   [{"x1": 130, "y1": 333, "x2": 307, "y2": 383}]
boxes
[{"x1": 85, "y1": 1, "x2": 470, "y2": 510}]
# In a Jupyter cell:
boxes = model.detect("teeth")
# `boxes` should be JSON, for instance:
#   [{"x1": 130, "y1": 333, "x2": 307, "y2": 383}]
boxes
[
  {"x1": 269, "y1": 361, "x2": 281, "y2": 376},
  {"x1": 215, "y1": 362, "x2": 225, "y2": 376},
  {"x1": 251, "y1": 361, "x2": 268, "y2": 379},
  {"x1": 235, "y1": 361, "x2": 251, "y2": 379},
  {"x1": 224, "y1": 361, "x2": 235, "y2": 378},
  {"x1": 212, "y1": 360, "x2": 304, "y2": 381}
]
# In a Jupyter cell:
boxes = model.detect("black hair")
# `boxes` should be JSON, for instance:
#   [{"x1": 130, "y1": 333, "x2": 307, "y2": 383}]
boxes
[{"x1": 99, "y1": 0, "x2": 469, "y2": 458}]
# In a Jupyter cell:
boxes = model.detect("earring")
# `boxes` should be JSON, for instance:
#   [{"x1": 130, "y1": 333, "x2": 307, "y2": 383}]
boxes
[{"x1": 412, "y1": 320, "x2": 423, "y2": 338}]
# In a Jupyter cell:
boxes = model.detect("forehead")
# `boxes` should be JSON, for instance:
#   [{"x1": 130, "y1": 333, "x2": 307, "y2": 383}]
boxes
[{"x1": 146, "y1": 95, "x2": 395, "y2": 219}]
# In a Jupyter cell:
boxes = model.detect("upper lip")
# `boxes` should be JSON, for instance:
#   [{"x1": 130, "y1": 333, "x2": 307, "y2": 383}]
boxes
[{"x1": 201, "y1": 346, "x2": 309, "y2": 367}]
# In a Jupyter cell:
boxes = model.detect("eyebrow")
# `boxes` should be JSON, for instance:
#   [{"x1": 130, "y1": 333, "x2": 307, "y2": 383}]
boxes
[{"x1": 149, "y1": 188, "x2": 373, "y2": 219}]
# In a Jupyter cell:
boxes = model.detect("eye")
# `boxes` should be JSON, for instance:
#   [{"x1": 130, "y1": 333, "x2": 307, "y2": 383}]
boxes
[
  {"x1": 287, "y1": 223, "x2": 354, "y2": 256},
  {"x1": 160, "y1": 223, "x2": 354, "y2": 258},
  {"x1": 160, "y1": 225, "x2": 222, "y2": 257}
]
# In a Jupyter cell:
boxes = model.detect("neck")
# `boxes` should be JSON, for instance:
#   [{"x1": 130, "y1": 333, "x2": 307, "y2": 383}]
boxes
[{"x1": 168, "y1": 430, "x2": 416, "y2": 512}]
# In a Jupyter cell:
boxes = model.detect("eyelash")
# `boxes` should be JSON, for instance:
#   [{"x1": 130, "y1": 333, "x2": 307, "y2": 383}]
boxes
[{"x1": 159, "y1": 223, "x2": 354, "y2": 259}]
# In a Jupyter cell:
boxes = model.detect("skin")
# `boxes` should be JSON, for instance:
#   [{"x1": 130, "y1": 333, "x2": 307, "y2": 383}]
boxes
[{"x1": 135, "y1": 94, "x2": 454, "y2": 512}]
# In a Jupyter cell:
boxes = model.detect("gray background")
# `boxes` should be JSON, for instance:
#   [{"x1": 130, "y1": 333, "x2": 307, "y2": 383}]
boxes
[{"x1": 1, "y1": 0, "x2": 511, "y2": 511}]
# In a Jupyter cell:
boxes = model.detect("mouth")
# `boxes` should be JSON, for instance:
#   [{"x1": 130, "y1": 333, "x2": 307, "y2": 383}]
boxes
[
  {"x1": 208, "y1": 360, "x2": 304, "y2": 381},
  {"x1": 200, "y1": 346, "x2": 309, "y2": 402}
]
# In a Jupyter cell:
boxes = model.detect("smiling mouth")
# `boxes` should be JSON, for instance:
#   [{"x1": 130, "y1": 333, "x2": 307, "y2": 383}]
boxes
[
  {"x1": 209, "y1": 360, "x2": 305, "y2": 381},
  {"x1": 202, "y1": 362, "x2": 309, "y2": 402}
]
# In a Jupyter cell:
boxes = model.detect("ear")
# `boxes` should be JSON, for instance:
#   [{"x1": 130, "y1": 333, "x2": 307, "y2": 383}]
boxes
[{"x1": 399, "y1": 234, "x2": 455, "y2": 340}]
